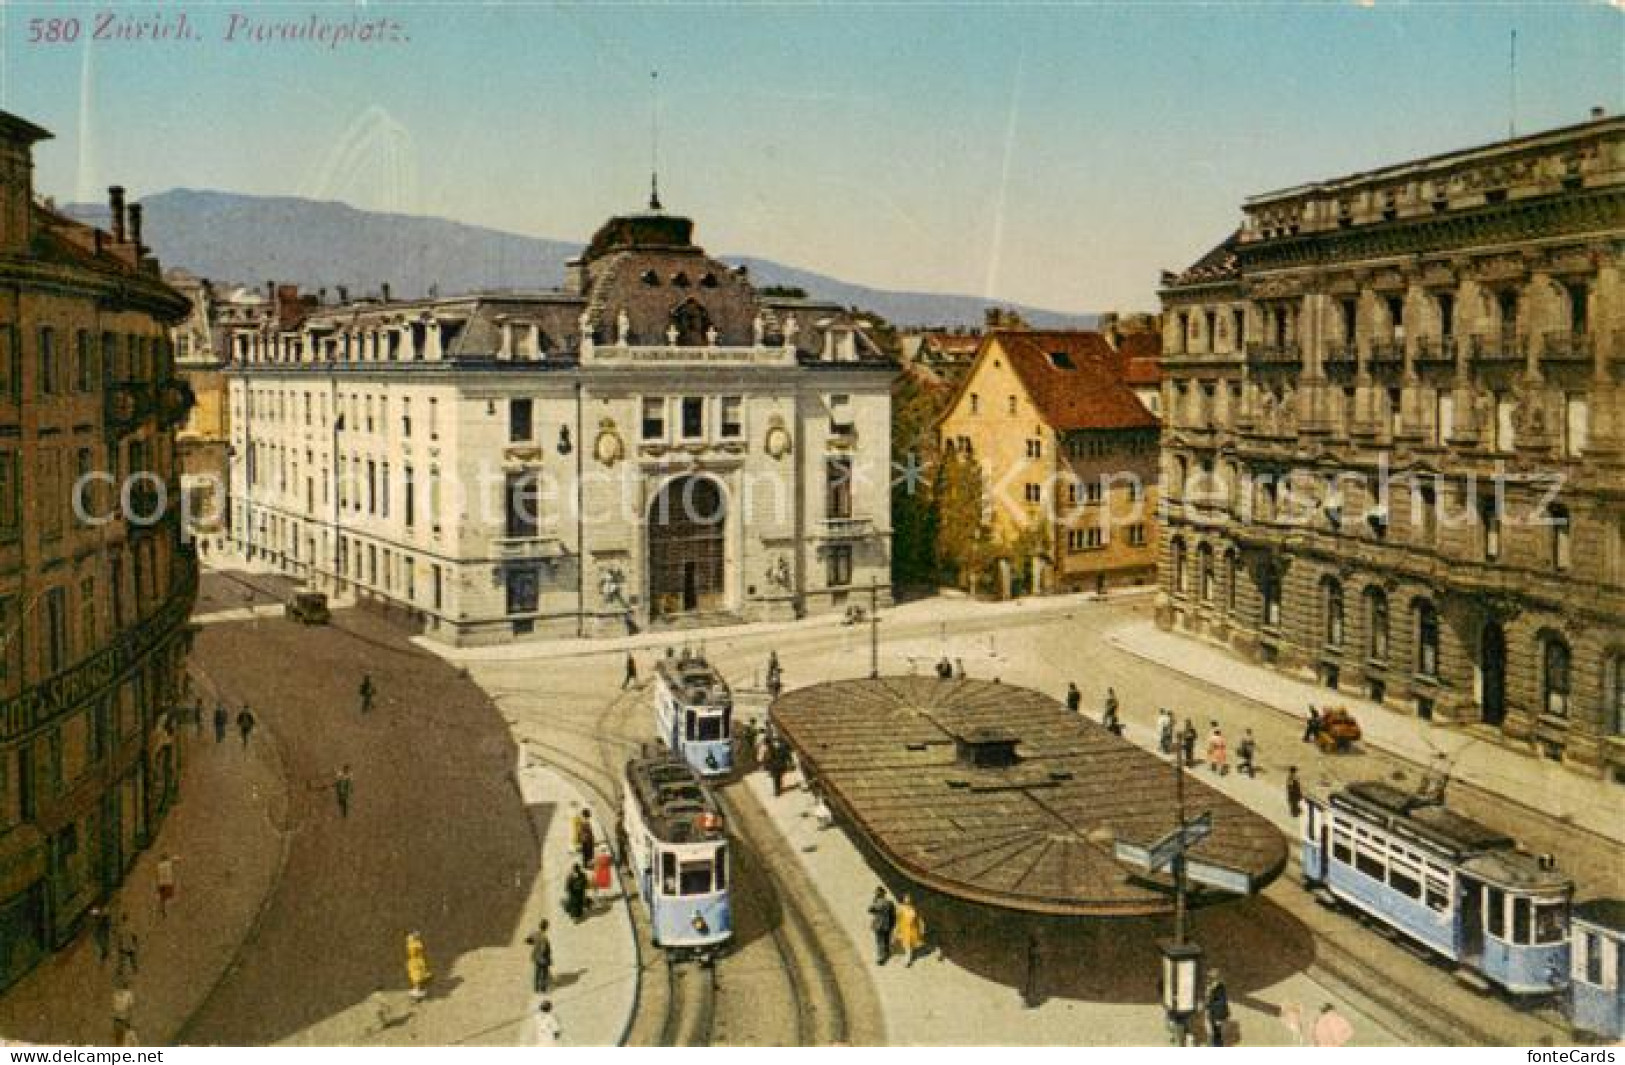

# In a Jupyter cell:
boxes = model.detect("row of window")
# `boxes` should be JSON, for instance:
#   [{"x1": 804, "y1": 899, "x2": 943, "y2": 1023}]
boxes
[
  {"x1": 243, "y1": 388, "x2": 442, "y2": 442},
  {"x1": 0, "y1": 324, "x2": 171, "y2": 402},
  {"x1": 242, "y1": 520, "x2": 446, "y2": 613}
]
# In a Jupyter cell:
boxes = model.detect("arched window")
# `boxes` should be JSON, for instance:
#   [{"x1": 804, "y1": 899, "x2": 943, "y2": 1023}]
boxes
[
  {"x1": 1366, "y1": 587, "x2": 1390, "y2": 661},
  {"x1": 1198, "y1": 544, "x2": 1215, "y2": 603},
  {"x1": 1324, "y1": 578, "x2": 1345, "y2": 648},
  {"x1": 1414, "y1": 600, "x2": 1440, "y2": 678},
  {"x1": 1542, "y1": 635, "x2": 1571, "y2": 718},
  {"x1": 1171, "y1": 538, "x2": 1188, "y2": 595}
]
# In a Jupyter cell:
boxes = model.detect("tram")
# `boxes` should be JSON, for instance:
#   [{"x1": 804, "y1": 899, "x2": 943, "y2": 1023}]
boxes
[
  {"x1": 622, "y1": 746, "x2": 732, "y2": 958},
  {"x1": 652, "y1": 649, "x2": 734, "y2": 777}
]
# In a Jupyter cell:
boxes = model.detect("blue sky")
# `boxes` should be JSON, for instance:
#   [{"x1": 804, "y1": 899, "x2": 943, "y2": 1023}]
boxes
[{"x1": 1, "y1": 2, "x2": 1620, "y2": 314}]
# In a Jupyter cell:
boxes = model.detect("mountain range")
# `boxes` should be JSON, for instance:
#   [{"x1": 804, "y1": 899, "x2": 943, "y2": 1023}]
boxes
[{"x1": 62, "y1": 189, "x2": 1095, "y2": 331}]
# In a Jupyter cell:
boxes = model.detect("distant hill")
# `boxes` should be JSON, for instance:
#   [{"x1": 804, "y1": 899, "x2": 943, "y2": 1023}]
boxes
[{"x1": 62, "y1": 189, "x2": 1096, "y2": 331}]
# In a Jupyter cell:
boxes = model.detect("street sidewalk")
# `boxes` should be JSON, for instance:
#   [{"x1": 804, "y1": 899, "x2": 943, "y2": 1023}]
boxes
[
  {"x1": 278, "y1": 756, "x2": 637, "y2": 1047},
  {"x1": 1108, "y1": 619, "x2": 1625, "y2": 847},
  {"x1": 420, "y1": 587, "x2": 1156, "y2": 666},
  {"x1": 735, "y1": 766, "x2": 1398, "y2": 1046},
  {"x1": 0, "y1": 686, "x2": 288, "y2": 1046}
]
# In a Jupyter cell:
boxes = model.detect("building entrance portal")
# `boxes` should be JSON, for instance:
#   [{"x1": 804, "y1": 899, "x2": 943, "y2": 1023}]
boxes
[{"x1": 649, "y1": 476, "x2": 726, "y2": 618}]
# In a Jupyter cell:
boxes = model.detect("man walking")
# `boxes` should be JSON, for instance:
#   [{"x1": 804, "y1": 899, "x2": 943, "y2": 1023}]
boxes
[
  {"x1": 572, "y1": 809, "x2": 596, "y2": 869},
  {"x1": 1180, "y1": 718, "x2": 1198, "y2": 768},
  {"x1": 1206, "y1": 969, "x2": 1231, "y2": 1046},
  {"x1": 1303, "y1": 705, "x2": 1322, "y2": 744},
  {"x1": 526, "y1": 920, "x2": 553, "y2": 994},
  {"x1": 213, "y1": 703, "x2": 228, "y2": 744},
  {"x1": 236, "y1": 705, "x2": 256, "y2": 748},
  {"x1": 622, "y1": 654, "x2": 638, "y2": 690},
  {"x1": 1065, "y1": 682, "x2": 1081, "y2": 713},
  {"x1": 1286, "y1": 766, "x2": 1304, "y2": 819},
  {"x1": 1238, "y1": 729, "x2": 1258, "y2": 778},
  {"x1": 767, "y1": 740, "x2": 790, "y2": 797},
  {"x1": 90, "y1": 905, "x2": 112, "y2": 964},
  {"x1": 359, "y1": 674, "x2": 376, "y2": 714},
  {"x1": 334, "y1": 765, "x2": 354, "y2": 818},
  {"x1": 1157, "y1": 708, "x2": 1175, "y2": 757},
  {"x1": 867, "y1": 887, "x2": 896, "y2": 965}
]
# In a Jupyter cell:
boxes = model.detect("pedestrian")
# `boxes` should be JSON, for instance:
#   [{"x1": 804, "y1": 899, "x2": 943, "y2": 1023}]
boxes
[
  {"x1": 1065, "y1": 682, "x2": 1082, "y2": 713},
  {"x1": 335, "y1": 765, "x2": 354, "y2": 818},
  {"x1": 1303, "y1": 705, "x2": 1322, "y2": 744},
  {"x1": 572, "y1": 808, "x2": 596, "y2": 868},
  {"x1": 1311, "y1": 1003, "x2": 1353, "y2": 1047},
  {"x1": 236, "y1": 704, "x2": 256, "y2": 747},
  {"x1": 1103, "y1": 704, "x2": 1124, "y2": 738},
  {"x1": 359, "y1": 673, "x2": 376, "y2": 713},
  {"x1": 405, "y1": 931, "x2": 433, "y2": 1001},
  {"x1": 155, "y1": 854, "x2": 177, "y2": 917},
  {"x1": 111, "y1": 979, "x2": 135, "y2": 1046},
  {"x1": 1286, "y1": 766, "x2": 1304, "y2": 819},
  {"x1": 1157, "y1": 708, "x2": 1175, "y2": 757},
  {"x1": 1206, "y1": 969, "x2": 1231, "y2": 1047},
  {"x1": 1104, "y1": 687, "x2": 1119, "y2": 720},
  {"x1": 592, "y1": 843, "x2": 614, "y2": 898},
  {"x1": 767, "y1": 650, "x2": 783, "y2": 697},
  {"x1": 894, "y1": 893, "x2": 927, "y2": 966},
  {"x1": 767, "y1": 740, "x2": 787, "y2": 796},
  {"x1": 534, "y1": 999, "x2": 561, "y2": 1046},
  {"x1": 622, "y1": 653, "x2": 638, "y2": 690},
  {"x1": 1180, "y1": 718, "x2": 1198, "y2": 768},
  {"x1": 1238, "y1": 729, "x2": 1257, "y2": 778},
  {"x1": 526, "y1": 920, "x2": 553, "y2": 994},
  {"x1": 90, "y1": 905, "x2": 112, "y2": 964},
  {"x1": 1022, "y1": 930, "x2": 1042, "y2": 1008},
  {"x1": 937, "y1": 657, "x2": 953, "y2": 680},
  {"x1": 1207, "y1": 723, "x2": 1227, "y2": 775},
  {"x1": 563, "y1": 863, "x2": 589, "y2": 922},
  {"x1": 867, "y1": 886, "x2": 896, "y2": 965},
  {"x1": 755, "y1": 731, "x2": 771, "y2": 773},
  {"x1": 118, "y1": 927, "x2": 139, "y2": 977},
  {"x1": 213, "y1": 703, "x2": 228, "y2": 744},
  {"x1": 954, "y1": 658, "x2": 966, "y2": 679}
]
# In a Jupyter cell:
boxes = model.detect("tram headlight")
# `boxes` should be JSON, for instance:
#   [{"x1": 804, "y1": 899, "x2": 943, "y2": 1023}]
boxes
[{"x1": 692, "y1": 912, "x2": 710, "y2": 935}]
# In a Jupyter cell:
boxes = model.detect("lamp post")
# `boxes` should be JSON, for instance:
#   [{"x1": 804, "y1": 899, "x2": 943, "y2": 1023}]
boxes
[{"x1": 1160, "y1": 758, "x2": 1203, "y2": 1046}]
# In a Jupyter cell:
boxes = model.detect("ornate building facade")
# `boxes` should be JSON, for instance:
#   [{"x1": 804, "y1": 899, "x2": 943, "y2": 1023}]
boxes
[
  {"x1": 1156, "y1": 113, "x2": 1625, "y2": 781},
  {"x1": 227, "y1": 207, "x2": 893, "y2": 644},
  {"x1": 0, "y1": 112, "x2": 195, "y2": 990}
]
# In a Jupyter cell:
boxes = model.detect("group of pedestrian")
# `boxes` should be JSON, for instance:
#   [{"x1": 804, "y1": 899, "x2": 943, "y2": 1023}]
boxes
[
  {"x1": 866, "y1": 886, "x2": 927, "y2": 967},
  {"x1": 212, "y1": 702, "x2": 257, "y2": 747},
  {"x1": 933, "y1": 656, "x2": 965, "y2": 680}
]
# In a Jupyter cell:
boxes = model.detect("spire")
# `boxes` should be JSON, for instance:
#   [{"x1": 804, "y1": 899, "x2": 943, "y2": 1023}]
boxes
[{"x1": 648, "y1": 69, "x2": 663, "y2": 212}]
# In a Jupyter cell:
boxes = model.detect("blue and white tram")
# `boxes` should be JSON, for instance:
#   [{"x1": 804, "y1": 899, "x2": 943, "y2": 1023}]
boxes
[
  {"x1": 653, "y1": 650, "x2": 734, "y2": 777},
  {"x1": 623, "y1": 747, "x2": 733, "y2": 957},
  {"x1": 1571, "y1": 900, "x2": 1625, "y2": 1041},
  {"x1": 1302, "y1": 781, "x2": 1572, "y2": 996}
]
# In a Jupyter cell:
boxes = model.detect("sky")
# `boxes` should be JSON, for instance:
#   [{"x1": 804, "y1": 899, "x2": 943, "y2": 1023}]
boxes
[{"x1": 0, "y1": 1, "x2": 1620, "y2": 315}]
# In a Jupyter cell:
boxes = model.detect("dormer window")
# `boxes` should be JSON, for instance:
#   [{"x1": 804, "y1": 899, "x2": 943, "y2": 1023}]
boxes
[
  {"x1": 671, "y1": 271, "x2": 690, "y2": 288},
  {"x1": 1048, "y1": 350, "x2": 1074, "y2": 369},
  {"x1": 700, "y1": 272, "x2": 718, "y2": 288},
  {"x1": 641, "y1": 269, "x2": 660, "y2": 286}
]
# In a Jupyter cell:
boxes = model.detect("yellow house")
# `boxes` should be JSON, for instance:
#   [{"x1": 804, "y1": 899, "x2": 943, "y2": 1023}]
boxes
[{"x1": 937, "y1": 330, "x2": 1161, "y2": 595}]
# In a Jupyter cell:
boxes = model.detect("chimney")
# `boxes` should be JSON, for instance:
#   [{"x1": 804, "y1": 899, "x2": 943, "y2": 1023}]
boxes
[
  {"x1": 266, "y1": 280, "x2": 275, "y2": 302},
  {"x1": 337, "y1": 284, "x2": 349, "y2": 304},
  {"x1": 108, "y1": 186, "x2": 127, "y2": 244},
  {"x1": 1591, "y1": 106, "x2": 1607, "y2": 120},
  {"x1": 127, "y1": 203, "x2": 144, "y2": 254},
  {"x1": 381, "y1": 283, "x2": 391, "y2": 303},
  {"x1": 318, "y1": 288, "x2": 327, "y2": 304}
]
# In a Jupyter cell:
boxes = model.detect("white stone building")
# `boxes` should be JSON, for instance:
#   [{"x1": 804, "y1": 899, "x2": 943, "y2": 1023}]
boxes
[{"x1": 226, "y1": 208, "x2": 895, "y2": 644}]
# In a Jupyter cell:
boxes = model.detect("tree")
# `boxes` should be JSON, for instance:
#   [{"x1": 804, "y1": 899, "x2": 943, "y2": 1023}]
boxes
[
  {"x1": 933, "y1": 448, "x2": 993, "y2": 593},
  {"x1": 890, "y1": 372, "x2": 950, "y2": 587}
]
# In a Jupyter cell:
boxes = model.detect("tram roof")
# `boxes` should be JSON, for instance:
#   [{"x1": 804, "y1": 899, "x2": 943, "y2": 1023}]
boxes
[
  {"x1": 655, "y1": 651, "x2": 731, "y2": 709},
  {"x1": 626, "y1": 749, "x2": 726, "y2": 845},
  {"x1": 1574, "y1": 899, "x2": 1625, "y2": 931},
  {"x1": 1333, "y1": 782, "x2": 1515, "y2": 857},
  {"x1": 769, "y1": 677, "x2": 1287, "y2": 916}
]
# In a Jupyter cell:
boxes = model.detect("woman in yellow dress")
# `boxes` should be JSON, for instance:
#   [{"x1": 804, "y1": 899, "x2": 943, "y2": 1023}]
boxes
[
  {"x1": 894, "y1": 895, "x2": 927, "y2": 967},
  {"x1": 406, "y1": 931, "x2": 433, "y2": 1000}
]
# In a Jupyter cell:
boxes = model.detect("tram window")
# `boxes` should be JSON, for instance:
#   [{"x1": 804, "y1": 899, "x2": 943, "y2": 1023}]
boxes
[
  {"x1": 1487, "y1": 888, "x2": 1506, "y2": 937},
  {"x1": 1581, "y1": 933, "x2": 1604, "y2": 985},
  {"x1": 1331, "y1": 825, "x2": 1352, "y2": 865},
  {"x1": 1535, "y1": 901, "x2": 1567, "y2": 945},
  {"x1": 714, "y1": 849, "x2": 728, "y2": 891},
  {"x1": 1424, "y1": 872, "x2": 1450, "y2": 912},
  {"x1": 1389, "y1": 859, "x2": 1422, "y2": 900},
  {"x1": 1354, "y1": 839, "x2": 1385, "y2": 881},
  {"x1": 680, "y1": 860, "x2": 713, "y2": 896},
  {"x1": 694, "y1": 713, "x2": 725, "y2": 742},
  {"x1": 661, "y1": 851, "x2": 678, "y2": 895},
  {"x1": 1511, "y1": 897, "x2": 1532, "y2": 945}
]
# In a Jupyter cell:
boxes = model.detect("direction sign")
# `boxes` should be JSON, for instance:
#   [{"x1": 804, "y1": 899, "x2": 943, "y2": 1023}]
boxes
[{"x1": 1144, "y1": 812, "x2": 1213, "y2": 871}]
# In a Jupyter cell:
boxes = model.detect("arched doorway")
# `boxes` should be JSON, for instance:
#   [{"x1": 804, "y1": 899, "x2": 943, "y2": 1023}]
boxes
[
  {"x1": 1479, "y1": 621, "x2": 1507, "y2": 726},
  {"x1": 670, "y1": 299, "x2": 712, "y2": 347},
  {"x1": 648, "y1": 476, "x2": 727, "y2": 618}
]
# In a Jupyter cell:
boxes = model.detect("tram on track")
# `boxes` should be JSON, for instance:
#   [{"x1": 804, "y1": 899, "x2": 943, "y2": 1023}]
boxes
[
  {"x1": 652, "y1": 649, "x2": 734, "y2": 777},
  {"x1": 1303, "y1": 779, "x2": 1625, "y2": 1038},
  {"x1": 623, "y1": 746, "x2": 733, "y2": 958}
]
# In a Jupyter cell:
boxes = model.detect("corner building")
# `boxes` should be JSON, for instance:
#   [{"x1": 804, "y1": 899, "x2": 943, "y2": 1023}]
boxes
[
  {"x1": 0, "y1": 112, "x2": 195, "y2": 989},
  {"x1": 1157, "y1": 114, "x2": 1625, "y2": 782},
  {"x1": 227, "y1": 207, "x2": 894, "y2": 643}
]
